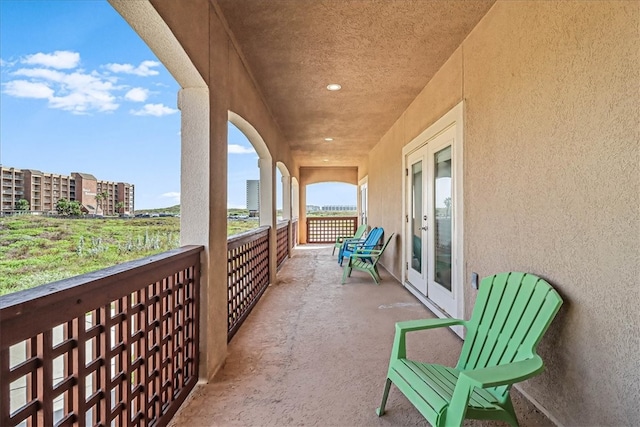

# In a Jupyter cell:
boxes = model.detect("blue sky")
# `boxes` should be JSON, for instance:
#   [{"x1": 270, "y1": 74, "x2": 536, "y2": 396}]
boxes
[{"x1": 0, "y1": 0, "x2": 356, "y2": 210}]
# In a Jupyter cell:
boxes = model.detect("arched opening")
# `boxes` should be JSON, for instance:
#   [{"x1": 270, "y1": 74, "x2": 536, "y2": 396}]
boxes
[
  {"x1": 107, "y1": 0, "x2": 209, "y2": 251},
  {"x1": 276, "y1": 168, "x2": 283, "y2": 220},
  {"x1": 306, "y1": 182, "x2": 357, "y2": 216},
  {"x1": 0, "y1": 0, "x2": 206, "y2": 292},
  {"x1": 227, "y1": 121, "x2": 260, "y2": 234},
  {"x1": 228, "y1": 112, "x2": 273, "y2": 229},
  {"x1": 291, "y1": 177, "x2": 300, "y2": 220},
  {"x1": 276, "y1": 161, "x2": 291, "y2": 221}
]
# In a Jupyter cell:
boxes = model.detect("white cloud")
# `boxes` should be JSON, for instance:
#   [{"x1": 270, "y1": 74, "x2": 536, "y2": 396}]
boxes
[
  {"x1": 228, "y1": 144, "x2": 256, "y2": 154},
  {"x1": 22, "y1": 51, "x2": 80, "y2": 69},
  {"x1": 124, "y1": 87, "x2": 149, "y2": 102},
  {"x1": 14, "y1": 68, "x2": 66, "y2": 81},
  {"x1": 3, "y1": 51, "x2": 169, "y2": 116},
  {"x1": 161, "y1": 192, "x2": 181, "y2": 203},
  {"x1": 8, "y1": 67, "x2": 118, "y2": 113},
  {"x1": 105, "y1": 60, "x2": 160, "y2": 77},
  {"x1": 3, "y1": 80, "x2": 54, "y2": 99},
  {"x1": 130, "y1": 103, "x2": 178, "y2": 117}
]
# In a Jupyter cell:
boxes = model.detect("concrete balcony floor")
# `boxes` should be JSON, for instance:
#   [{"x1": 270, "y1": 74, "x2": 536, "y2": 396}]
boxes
[{"x1": 170, "y1": 245, "x2": 552, "y2": 426}]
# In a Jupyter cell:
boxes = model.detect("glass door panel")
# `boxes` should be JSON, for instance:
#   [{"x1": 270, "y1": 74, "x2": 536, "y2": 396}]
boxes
[
  {"x1": 425, "y1": 127, "x2": 456, "y2": 316},
  {"x1": 406, "y1": 151, "x2": 426, "y2": 295},
  {"x1": 411, "y1": 161, "x2": 423, "y2": 274},
  {"x1": 434, "y1": 146, "x2": 452, "y2": 291}
]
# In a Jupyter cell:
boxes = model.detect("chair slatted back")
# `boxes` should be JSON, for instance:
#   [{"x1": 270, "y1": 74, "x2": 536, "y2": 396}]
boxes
[
  {"x1": 456, "y1": 272, "x2": 562, "y2": 399},
  {"x1": 353, "y1": 224, "x2": 368, "y2": 239},
  {"x1": 371, "y1": 234, "x2": 394, "y2": 267},
  {"x1": 362, "y1": 227, "x2": 384, "y2": 250}
]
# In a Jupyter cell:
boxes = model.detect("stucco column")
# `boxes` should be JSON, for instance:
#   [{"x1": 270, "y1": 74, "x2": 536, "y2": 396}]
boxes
[
  {"x1": 281, "y1": 175, "x2": 294, "y2": 253},
  {"x1": 259, "y1": 158, "x2": 277, "y2": 283},
  {"x1": 299, "y1": 183, "x2": 307, "y2": 244},
  {"x1": 179, "y1": 87, "x2": 228, "y2": 381}
]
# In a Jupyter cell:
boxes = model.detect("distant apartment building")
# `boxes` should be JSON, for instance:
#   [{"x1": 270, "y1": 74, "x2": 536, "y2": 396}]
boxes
[
  {"x1": 246, "y1": 180, "x2": 259, "y2": 216},
  {"x1": 0, "y1": 166, "x2": 134, "y2": 215},
  {"x1": 321, "y1": 205, "x2": 357, "y2": 211}
]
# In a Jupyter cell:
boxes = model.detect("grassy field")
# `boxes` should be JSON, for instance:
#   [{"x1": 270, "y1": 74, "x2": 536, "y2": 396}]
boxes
[
  {"x1": 0, "y1": 209, "x2": 357, "y2": 296},
  {"x1": 0, "y1": 215, "x2": 259, "y2": 296}
]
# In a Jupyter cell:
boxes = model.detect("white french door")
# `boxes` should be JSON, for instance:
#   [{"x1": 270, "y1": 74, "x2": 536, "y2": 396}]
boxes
[
  {"x1": 405, "y1": 125, "x2": 458, "y2": 317},
  {"x1": 359, "y1": 180, "x2": 368, "y2": 225}
]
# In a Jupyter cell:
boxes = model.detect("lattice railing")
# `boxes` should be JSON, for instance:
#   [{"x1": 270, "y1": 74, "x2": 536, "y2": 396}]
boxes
[
  {"x1": 276, "y1": 221, "x2": 290, "y2": 269},
  {"x1": 0, "y1": 246, "x2": 203, "y2": 427},
  {"x1": 306, "y1": 216, "x2": 358, "y2": 243},
  {"x1": 227, "y1": 227, "x2": 270, "y2": 341}
]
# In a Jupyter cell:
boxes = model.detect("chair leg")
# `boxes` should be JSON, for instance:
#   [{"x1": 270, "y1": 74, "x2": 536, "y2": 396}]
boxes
[
  {"x1": 376, "y1": 378, "x2": 392, "y2": 416},
  {"x1": 332, "y1": 246, "x2": 336, "y2": 256},
  {"x1": 369, "y1": 269, "x2": 380, "y2": 284},
  {"x1": 342, "y1": 265, "x2": 351, "y2": 284},
  {"x1": 502, "y1": 397, "x2": 520, "y2": 427}
]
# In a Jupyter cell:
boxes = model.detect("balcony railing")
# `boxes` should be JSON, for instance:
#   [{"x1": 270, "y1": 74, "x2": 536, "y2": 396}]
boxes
[
  {"x1": 0, "y1": 246, "x2": 203, "y2": 427},
  {"x1": 306, "y1": 216, "x2": 358, "y2": 243},
  {"x1": 276, "y1": 221, "x2": 290, "y2": 269},
  {"x1": 227, "y1": 227, "x2": 270, "y2": 341}
]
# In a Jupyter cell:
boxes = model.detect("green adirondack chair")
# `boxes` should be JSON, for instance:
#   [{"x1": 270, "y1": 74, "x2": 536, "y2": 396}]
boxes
[
  {"x1": 333, "y1": 223, "x2": 368, "y2": 256},
  {"x1": 341, "y1": 233, "x2": 394, "y2": 284},
  {"x1": 376, "y1": 272, "x2": 563, "y2": 427}
]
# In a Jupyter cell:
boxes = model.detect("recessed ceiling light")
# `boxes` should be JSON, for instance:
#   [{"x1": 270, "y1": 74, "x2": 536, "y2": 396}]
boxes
[
  {"x1": 324, "y1": 138, "x2": 333, "y2": 142},
  {"x1": 326, "y1": 84, "x2": 342, "y2": 91},
  {"x1": 323, "y1": 159, "x2": 329, "y2": 162}
]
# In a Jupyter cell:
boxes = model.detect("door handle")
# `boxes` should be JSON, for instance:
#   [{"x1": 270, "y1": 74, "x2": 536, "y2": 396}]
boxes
[{"x1": 421, "y1": 226, "x2": 428, "y2": 231}]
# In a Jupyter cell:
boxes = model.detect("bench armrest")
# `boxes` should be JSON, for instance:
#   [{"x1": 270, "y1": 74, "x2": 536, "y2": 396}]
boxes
[{"x1": 460, "y1": 356, "x2": 544, "y2": 388}]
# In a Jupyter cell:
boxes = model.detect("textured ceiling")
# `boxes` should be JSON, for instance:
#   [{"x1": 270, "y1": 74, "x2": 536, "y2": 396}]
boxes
[{"x1": 215, "y1": 0, "x2": 495, "y2": 167}]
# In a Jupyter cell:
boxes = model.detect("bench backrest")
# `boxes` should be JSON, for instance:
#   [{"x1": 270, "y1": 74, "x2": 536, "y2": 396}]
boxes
[{"x1": 456, "y1": 272, "x2": 562, "y2": 399}]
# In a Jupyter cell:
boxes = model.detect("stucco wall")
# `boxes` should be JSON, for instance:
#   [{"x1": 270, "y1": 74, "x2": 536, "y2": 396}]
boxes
[
  {"x1": 368, "y1": 1, "x2": 639, "y2": 425},
  {"x1": 368, "y1": 46, "x2": 463, "y2": 280}
]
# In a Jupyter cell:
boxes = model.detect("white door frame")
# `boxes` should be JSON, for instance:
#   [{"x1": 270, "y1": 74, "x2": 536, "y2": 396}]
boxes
[
  {"x1": 358, "y1": 176, "x2": 368, "y2": 226},
  {"x1": 401, "y1": 101, "x2": 465, "y2": 336}
]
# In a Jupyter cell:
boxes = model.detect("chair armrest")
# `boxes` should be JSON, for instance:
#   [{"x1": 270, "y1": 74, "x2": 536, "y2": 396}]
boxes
[
  {"x1": 335, "y1": 236, "x2": 351, "y2": 245},
  {"x1": 396, "y1": 318, "x2": 466, "y2": 333},
  {"x1": 352, "y1": 243, "x2": 379, "y2": 254},
  {"x1": 343, "y1": 237, "x2": 364, "y2": 245},
  {"x1": 391, "y1": 318, "x2": 467, "y2": 360},
  {"x1": 343, "y1": 240, "x2": 366, "y2": 251},
  {"x1": 460, "y1": 356, "x2": 544, "y2": 388},
  {"x1": 350, "y1": 249, "x2": 382, "y2": 258}
]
